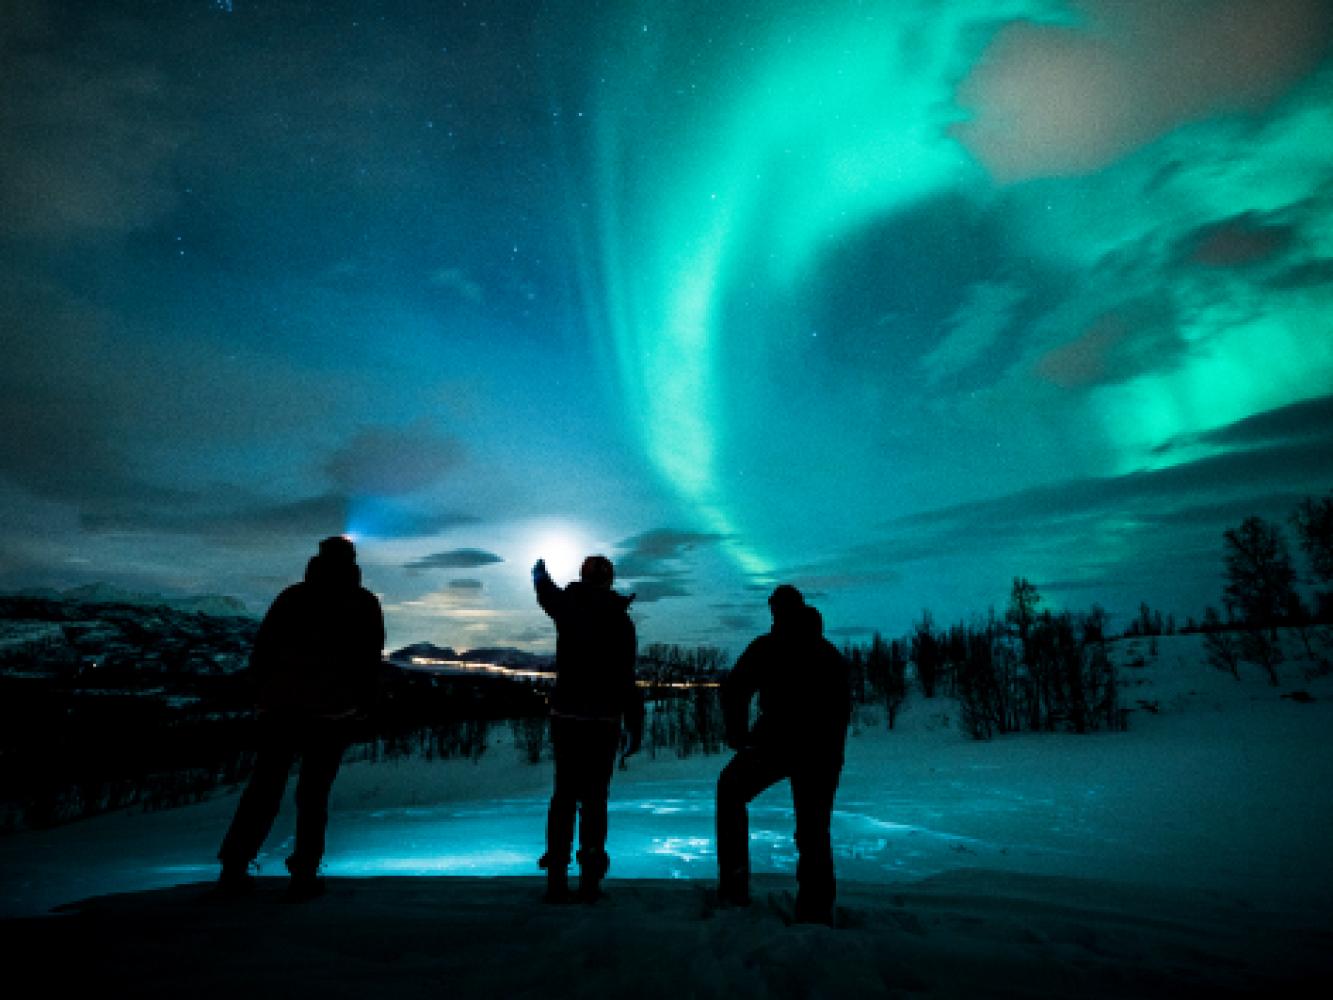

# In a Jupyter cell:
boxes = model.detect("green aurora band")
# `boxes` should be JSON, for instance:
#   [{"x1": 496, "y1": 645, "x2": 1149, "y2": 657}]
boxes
[{"x1": 564, "y1": 0, "x2": 1333, "y2": 584}]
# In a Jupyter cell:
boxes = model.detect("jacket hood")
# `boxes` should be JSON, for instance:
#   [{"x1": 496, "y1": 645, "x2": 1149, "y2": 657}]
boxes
[
  {"x1": 566, "y1": 579, "x2": 635, "y2": 611},
  {"x1": 772, "y1": 604, "x2": 823, "y2": 639},
  {"x1": 305, "y1": 553, "x2": 362, "y2": 589}
]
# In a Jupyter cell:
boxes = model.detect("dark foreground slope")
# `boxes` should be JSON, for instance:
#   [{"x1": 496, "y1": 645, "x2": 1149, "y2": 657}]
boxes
[{"x1": 5, "y1": 874, "x2": 1329, "y2": 998}]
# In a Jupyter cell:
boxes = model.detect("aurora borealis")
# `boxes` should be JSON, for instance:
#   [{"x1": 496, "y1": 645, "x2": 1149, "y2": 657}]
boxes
[{"x1": 3, "y1": 0, "x2": 1333, "y2": 649}]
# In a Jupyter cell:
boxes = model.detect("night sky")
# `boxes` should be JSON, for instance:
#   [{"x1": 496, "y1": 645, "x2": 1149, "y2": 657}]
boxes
[{"x1": 3, "y1": 0, "x2": 1333, "y2": 652}]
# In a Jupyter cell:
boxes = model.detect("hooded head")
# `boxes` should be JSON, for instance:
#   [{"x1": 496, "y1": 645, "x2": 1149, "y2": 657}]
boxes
[
  {"x1": 580, "y1": 554, "x2": 615, "y2": 589},
  {"x1": 306, "y1": 535, "x2": 361, "y2": 588},
  {"x1": 767, "y1": 584, "x2": 806, "y2": 627}
]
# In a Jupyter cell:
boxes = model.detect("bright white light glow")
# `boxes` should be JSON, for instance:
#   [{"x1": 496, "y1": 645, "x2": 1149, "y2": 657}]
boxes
[{"x1": 524, "y1": 521, "x2": 594, "y2": 584}]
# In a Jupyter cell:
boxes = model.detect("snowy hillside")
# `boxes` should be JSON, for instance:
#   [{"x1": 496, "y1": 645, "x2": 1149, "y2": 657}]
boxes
[{"x1": 2, "y1": 633, "x2": 1331, "y2": 995}]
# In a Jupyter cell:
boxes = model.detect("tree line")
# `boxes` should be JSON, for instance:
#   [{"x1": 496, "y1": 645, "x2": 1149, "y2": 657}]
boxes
[
  {"x1": 842, "y1": 579, "x2": 1121, "y2": 741},
  {"x1": 1199, "y1": 492, "x2": 1333, "y2": 684}
]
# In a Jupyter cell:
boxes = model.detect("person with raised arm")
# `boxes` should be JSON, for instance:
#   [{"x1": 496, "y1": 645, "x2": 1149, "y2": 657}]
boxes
[{"x1": 532, "y1": 554, "x2": 643, "y2": 902}]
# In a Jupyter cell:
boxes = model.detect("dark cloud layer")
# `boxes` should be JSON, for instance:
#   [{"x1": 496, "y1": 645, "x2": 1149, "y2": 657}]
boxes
[
  {"x1": 627, "y1": 579, "x2": 693, "y2": 604},
  {"x1": 887, "y1": 436, "x2": 1333, "y2": 550},
  {"x1": 79, "y1": 491, "x2": 468, "y2": 544},
  {"x1": 1266, "y1": 258, "x2": 1333, "y2": 290},
  {"x1": 1175, "y1": 393, "x2": 1333, "y2": 451},
  {"x1": 718, "y1": 613, "x2": 761, "y2": 632},
  {"x1": 954, "y1": 0, "x2": 1331, "y2": 182},
  {"x1": 1035, "y1": 297, "x2": 1183, "y2": 389},
  {"x1": 614, "y1": 529, "x2": 726, "y2": 580},
  {"x1": 1181, "y1": 212, "x2": 1297, "y2": 268},
  {"x1": 325, "y1": 421, "x2": 462, "y2": 496},
  {"x1": 406, "y1": 548, "x2": 504, "y2": 571},
  {"x1": 0, "y1": 9, "x2": 187, "y2": 240},
  {"x1": 792, "y1": 404, "x2": 1333, "y2": 620}
]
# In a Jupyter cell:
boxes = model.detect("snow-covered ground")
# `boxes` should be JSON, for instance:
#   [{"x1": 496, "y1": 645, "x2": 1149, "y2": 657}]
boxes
[{"x1": 3, "y1": 635, "x2": 1332, "y2": 995}]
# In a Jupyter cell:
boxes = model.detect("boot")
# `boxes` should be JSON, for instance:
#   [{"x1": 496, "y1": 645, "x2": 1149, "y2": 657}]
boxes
[
  {"x1": 543, "y1": 866, "x2": 571, "y2": 903},
  {"x1": 213, "y1": 860, "x2": 256, "y2": 897},
  {"x1": 793, "y1": 894, "x2": 834, "y2": 925},
  {"x1": 576, "y1": 872, "x2": 603, "y2": 903},
  {"x1": 284, "y1": 856, "x2": 326, "y2": 902},
  {"x1": 716, "y1": 870, "x2": 751, "y2": 908},
  {"x1": 575, "y1": 848, "x2": 609, "y2": 903}
]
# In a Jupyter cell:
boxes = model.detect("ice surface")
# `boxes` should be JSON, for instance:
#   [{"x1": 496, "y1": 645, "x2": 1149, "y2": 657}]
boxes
[{"x1": 2, "y1": 634, "x2": 1332, "y2": 920}]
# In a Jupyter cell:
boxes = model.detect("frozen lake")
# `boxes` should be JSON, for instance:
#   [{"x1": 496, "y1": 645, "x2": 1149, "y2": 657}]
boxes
[
  {"x1": 321, "y1": 780, "x2": 986, "y2": 882},
  {"x1": 0, "y1": 765, "x2": 1002, "y2": 916},
  {"x1": 5, "y1": 646, "x2": 1333, "y2": 919}
]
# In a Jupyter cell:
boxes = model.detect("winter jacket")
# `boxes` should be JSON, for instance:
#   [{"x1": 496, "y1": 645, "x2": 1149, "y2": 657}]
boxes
[
  {"x1": 251, "y1": 553, "x2": 385, "y2": 718},
  {"x1": 534, "y1": 571, "x2": 643, "y2": 737},
  {"x1": 722, "y1": 607, "x2": 851, "y2": 763}
]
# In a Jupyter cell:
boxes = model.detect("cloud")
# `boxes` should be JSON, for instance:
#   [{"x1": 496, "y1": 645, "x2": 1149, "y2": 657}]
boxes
[
  {"x1": 405, "y1": 548, "x2": 504, "y2": 570},
  {"x1": 501, "y1": 627, "x2": 549, "y2": 645},
  {"x1": 191, "y1": 494, "x2": 350, "y2": 541},
  {"x1": 757, "y1": 402, "x2": 1333, "y2": 626},
  {"x1": 953, "y1": 0, "x2": 1331, "y2": 183},
  {"x1": 448, "y1": 578, "x2": 484, "y2": 590},
  {"x1": 717, "y1": 613, "x2": 760, "y2": 632},
  {"x1": 1266, "y1": 258, "x2": 1333, "y2": 291},
  {"x1": 613, "y1": 529, "x2": 726, "y2": 579},
  {"x1": 1033, "y1": 297, "x2": 1183, "y2": 389},
  {"x1": 389, "y1": 588, "x2": 498, "y2": 616},
  {"x1": 865, "y1": 409, "x2": 1333, "y2": 572},
  {"x1": 0, "y1": 281, "x2": 167, "y2": 506},
  {"x1": 79, "y1": 490, "x2": 469, "y2": 545},
  {"x1": 0, "y1": 385, "x2": 169, "y2": 509},
  {"x1": 627, "y1": 579, "x2": 693, "y2": 603},
  {"x1": 77, "y1": 491, "x2": 344, "y2": 541},
  {"x1": 920, "y1": 282, "x2": 1025, "y2": 385},
  {"x1": 0, "y1": 17, "x2": 188, "y2": 240},
  {"x1": 607, "y1": 528, "x2": 729, "y2": 602},
  {"x1": 344, "y1": 500, "x2": 477, "y2": 541},
  {"x1": 1156, "y1": 393, "x2": 1333, "y2": 453},
  {"x1": 893, "y1": 438, "x2": 1333, "y2": 540},
  {"x1": 0, "y1": 275, "x2": 408, "y2": 533},
  {"x1": 1180, "y1": 212, "x2": 1297, "y2": 269},
  {"x1": 325, "y1": 420, "x2": 463, "y2": 496}
]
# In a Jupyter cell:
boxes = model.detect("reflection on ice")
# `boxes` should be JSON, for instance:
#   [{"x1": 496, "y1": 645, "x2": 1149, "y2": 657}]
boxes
[
  {"x1": 276, "y1": 791, "x2": 999, "y2": 884},
  {"x1": 650, "y1": 835, "x2": 711, "y2": 858},
  {"x1": 327, "y1": 851, "x2": 534, "y2": 875},
  {"x1": 2, "y1": 775, "x2": 1013, "y2": 916}
]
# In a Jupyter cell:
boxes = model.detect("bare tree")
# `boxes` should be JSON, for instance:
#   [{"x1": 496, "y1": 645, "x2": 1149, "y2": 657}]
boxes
[
  {"x1": 1292, "y1": 493, "x2": 1333, "y2": 620},
  {"x1": 911, "y1": 612, "x2": 942, "y2": 698},
  {"x1": 1240, "y1": 629, "x2": 1283, "y2": 686},
  {"x1": 1223, "y1": 516, "x2": 1298, "y2": 637},
  {"x1": 1006, "y1": 577, "x2": 1041, "y2": 645},
  {"x1": 1201, "y1": 606, "x2": 1240, "y2": 679}
]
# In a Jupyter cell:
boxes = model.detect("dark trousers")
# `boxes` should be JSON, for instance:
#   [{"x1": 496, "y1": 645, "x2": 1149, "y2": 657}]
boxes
[
  {"x1": 218, "y1": 713, "x2": 350, "y2": 877},
  {"x1": 717, "y1": 746, "x2": 842, "y2": 914},
  {"x1": 545, "y1": 716, "x2": 620, "y2": 876}
]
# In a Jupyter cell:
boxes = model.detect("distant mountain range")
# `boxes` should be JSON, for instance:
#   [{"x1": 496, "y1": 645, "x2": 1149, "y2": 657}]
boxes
[
  {"x1": 388, "y1": 642, "x2": 554, "y2": 671},
  {"x1": 0, "y1": 592, "x2": 258, "y2": 676},
  {"x1": 12, "y1": 584, "x2": 252, "y2": 617},
  {"x1": 0, "y1": 589, "x2": 555, "y2": 678}
]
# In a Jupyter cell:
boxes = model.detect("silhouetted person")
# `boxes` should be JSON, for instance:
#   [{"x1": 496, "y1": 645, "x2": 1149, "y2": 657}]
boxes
[
  {"x1": 716, "y1": 585, "x2": 851, "y2": 923},
  {"x1": 533, "y1": 554, "x2": 643, "y2": 902},
  {"x1": 217, "y1": 536, "x2": 384, "y2": 900}
]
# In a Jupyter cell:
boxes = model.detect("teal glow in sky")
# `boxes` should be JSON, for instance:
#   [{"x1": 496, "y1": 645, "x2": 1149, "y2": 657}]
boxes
[{"x1": 2, "y1": 0, "x2": 1332, "y2": 649}]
